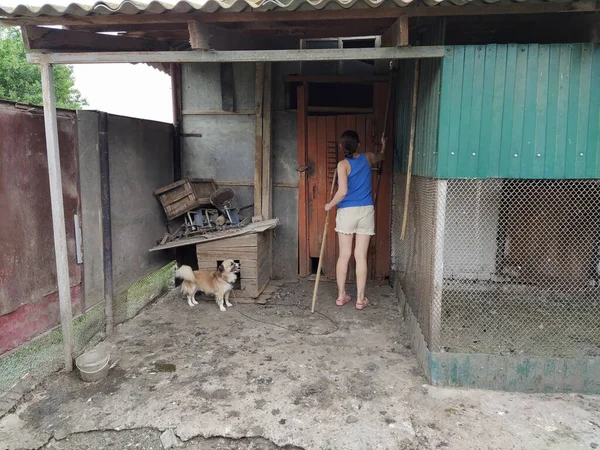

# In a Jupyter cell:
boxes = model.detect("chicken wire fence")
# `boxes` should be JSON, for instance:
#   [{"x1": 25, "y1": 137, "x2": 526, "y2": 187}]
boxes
[
  {"x1": 394, "y1": 177, "x2": 600, "y2": 359},
  {"x1": 0, "y1": 262, "x2": 175, "y2": 398}
]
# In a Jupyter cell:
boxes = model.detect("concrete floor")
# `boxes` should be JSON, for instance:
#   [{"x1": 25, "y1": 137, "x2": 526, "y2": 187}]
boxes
[{"x1": 1, "y1": 280, "x2": 599, "y2": 450}]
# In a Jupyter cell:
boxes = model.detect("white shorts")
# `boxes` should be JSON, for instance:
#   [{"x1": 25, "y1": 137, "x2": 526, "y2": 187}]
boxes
[{"x1": 335, "y1": 205, "x2": 375, "y2": 236}]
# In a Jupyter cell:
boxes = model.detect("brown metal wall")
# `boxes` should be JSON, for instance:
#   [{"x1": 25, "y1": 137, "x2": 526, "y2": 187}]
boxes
[{"x1": 0, "y1": 102, "x2": 82, "y2": 354}]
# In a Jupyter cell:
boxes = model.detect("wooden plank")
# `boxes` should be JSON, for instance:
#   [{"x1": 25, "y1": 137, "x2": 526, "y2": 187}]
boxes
[
  {"x1": 22, "y1": 25, "x2": 169, "y2": 52},
  {"x1": 241, "y1": 253, "x2": 270, "y2": 279},
  {"x1": 307, "y1": 115, "x2": 319, "y2": 259},
  {"x1": 254, "y1": 62, "x2": 265, "y2": 217},
  {"x1": 26, "y1": 47, "x2": 447, "y2": 65},
  {"x1": 316, "y1": 116, "x2": 328, "y2": 271},
  {"x1": 381, "y1": 16, "x2": 409, "y2": 48},
  {"x1": 40, "y1": 62, "x2": 73, "y2": 372},
  {"x1": 308, "y1": 106, "x2": 374, "y2": 114},
  {"x1": 261, "y1": 62, "x2": 273, "y2": 221},
  {"x1": 153, "y1": 178, "x2": 187, "y2": 195},
  {"x1": 198, "y1": 249, "x2": 259, "y2": 259},
  {"x1": 197, "y1": 233, "x2": 258, "y2": 249},
  {"x1": 151, "y1": 218, "x2": 279, "y2": 251},
  {"x1": 181, "y1": 109, "x2": 255, "y2": 115},
  {"x1": 297, "y1": 83, "x2": 309, "y2": 277},
  {"x1": 284, "y1": 75, "x2": 389, "y2": 84},
  {"x1": 399, "y1": 16, "x2": 409, "y2": 47},
  {"x1": 161, "y1": 185, "x2": 193, "y2": 204},
  {"x1": 325, "y1": 115, "x2": 337, "y2": 280},
  {"x1": 198, "y1": 257, "x2": 260, "y2": 269},
  {"x1": 220, "y1": 62, "x2": 235, "y2": 112}
]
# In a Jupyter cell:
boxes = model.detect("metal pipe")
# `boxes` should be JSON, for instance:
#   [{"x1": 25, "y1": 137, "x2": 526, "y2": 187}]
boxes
[{"x1": 99, "y1": 111, "x2": 114, "y2": 335}]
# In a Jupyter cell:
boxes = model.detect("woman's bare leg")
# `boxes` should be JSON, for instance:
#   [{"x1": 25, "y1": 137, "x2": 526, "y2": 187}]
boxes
[
  {"x1": 336, "y1": 233, "x2": 354, "y2": 302},
  {"x1": 354, "y1": 234, "x2": 371, "y2": 305}
]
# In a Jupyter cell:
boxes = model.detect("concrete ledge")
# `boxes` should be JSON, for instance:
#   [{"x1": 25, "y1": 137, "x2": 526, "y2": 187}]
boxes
[{"x1": 399, "y1": 288, "x2": 600, "y2": 395}]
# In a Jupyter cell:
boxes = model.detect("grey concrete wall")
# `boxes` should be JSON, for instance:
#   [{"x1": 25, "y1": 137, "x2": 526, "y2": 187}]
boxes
[
  {"x1": 182, "y1": 62, "x2": 300, "y2": 280},
  {"x1": 76, "y1": 111, "x2": 104, "y2": 309},
  {"x1": 107, "y1": 114, "x2": 175, "y2": 292},
  {"x1": 272, "y1": 110, "x2": 298, "y2": 280}
]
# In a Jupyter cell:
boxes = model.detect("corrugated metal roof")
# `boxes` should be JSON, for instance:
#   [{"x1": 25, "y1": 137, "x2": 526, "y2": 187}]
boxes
[{"x1": 0, "y1": 0, "x2": 468, "y2": 18}]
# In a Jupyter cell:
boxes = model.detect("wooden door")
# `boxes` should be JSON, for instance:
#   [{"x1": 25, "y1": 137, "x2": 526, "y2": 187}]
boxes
[
  {"x1": 298, "y1": 82, "x2": 392, "y2": 283},
  {"x1": 306, "y1": 115, "x2": 375, "y2": 281}
]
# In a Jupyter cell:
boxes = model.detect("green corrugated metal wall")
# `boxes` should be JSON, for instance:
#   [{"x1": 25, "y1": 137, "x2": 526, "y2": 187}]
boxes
[
  {"x1": 395, "y1": 43, "x2": 600, "y2": 179},
  {"x1": 394, "y1": 58, "x2": 442, "y2": 177}
]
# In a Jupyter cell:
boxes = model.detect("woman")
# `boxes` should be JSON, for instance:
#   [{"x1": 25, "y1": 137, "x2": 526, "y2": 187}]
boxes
[{"x1": 325, "y1": 130, "x2": 387, "y2": 310}]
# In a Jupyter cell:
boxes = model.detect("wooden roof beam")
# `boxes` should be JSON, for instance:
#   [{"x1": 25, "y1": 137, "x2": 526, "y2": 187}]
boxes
[
  {"x1": 25, "y1": 46, "x2": 446, "y2": 65},
  {"x1": 22, "y1": 25, "x2": 170, "y2": 52},
  {"x1": 381, "y1": 15, "x2": 410, "y2": 47},
  {"x1": 187, "y1": 20, "x2": 277, "y2": 50}
]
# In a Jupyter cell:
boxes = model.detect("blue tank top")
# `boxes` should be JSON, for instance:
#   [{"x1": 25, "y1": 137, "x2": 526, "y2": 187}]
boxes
[{"x1": 338, "y1": 153, "x2": 373, "y2": 209}]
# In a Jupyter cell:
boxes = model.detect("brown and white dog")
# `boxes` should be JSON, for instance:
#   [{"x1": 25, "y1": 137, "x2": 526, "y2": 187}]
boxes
[{"x1": 175, "y1": 260, "x2": 240, "y2": 311}]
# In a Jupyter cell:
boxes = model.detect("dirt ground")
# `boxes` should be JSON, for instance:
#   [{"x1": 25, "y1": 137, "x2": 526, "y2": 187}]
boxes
[
  {"x1": 1, "y1": 280, "x2": 599, "y2": 450},
  {"x1": 441, "y1": 287, "x2": 600, "y2": 358}
]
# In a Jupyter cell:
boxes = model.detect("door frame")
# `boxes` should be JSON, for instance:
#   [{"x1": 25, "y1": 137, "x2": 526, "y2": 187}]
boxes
[{"x1": 296, "y1": 78, "x2": 394, "y2": 280}]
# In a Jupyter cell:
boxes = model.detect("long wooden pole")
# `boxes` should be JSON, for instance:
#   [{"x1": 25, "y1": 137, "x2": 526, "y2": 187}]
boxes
[
  {"x1": 373, "y1": 75, "x2": 394, "y2": 205},
  {"x1": 400, "y1": 60, "x2": 420, "y2": 240},
  {"x1": 311, "y1": 169, "x2": 338, "y2": 313},
  {"x1": 41, "y1": 63, "x2": 74, "y2": 371}
]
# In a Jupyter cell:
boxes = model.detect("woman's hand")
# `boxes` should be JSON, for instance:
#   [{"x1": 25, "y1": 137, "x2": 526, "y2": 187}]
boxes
[{"x1": 325, "y1": 202, "x2": 333, "y2": 212}]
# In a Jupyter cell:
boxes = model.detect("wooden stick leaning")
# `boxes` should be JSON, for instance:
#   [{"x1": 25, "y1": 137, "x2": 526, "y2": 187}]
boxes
[
  {"x1": 373, "y1": 74, "x2": 394, "y2": 205},
  {"x1": 311, "y1": 169, "x2": 338, "y2": 313},
  {"x1": 400, "y1": 60, "x2": 420, "y2": 240}
]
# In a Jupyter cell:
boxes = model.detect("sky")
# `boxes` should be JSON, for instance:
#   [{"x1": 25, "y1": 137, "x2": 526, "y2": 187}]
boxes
[{"x1": 2, "y1": 0, "x2": 174, "y2": 123}]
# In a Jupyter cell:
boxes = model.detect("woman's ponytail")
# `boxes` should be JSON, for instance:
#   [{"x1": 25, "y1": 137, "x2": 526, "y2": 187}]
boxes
[{"x1": 340, "y1": 130, "x2": 360, "y2": 158}]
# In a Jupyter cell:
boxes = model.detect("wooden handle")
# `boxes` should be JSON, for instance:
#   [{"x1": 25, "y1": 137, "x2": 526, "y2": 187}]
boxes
[
  {"x1": 311, "y1": 169, "x2": 338, "y2": 313},
  {"x1": 400, "y1": 60, "x2": 420, "y2": 240}
]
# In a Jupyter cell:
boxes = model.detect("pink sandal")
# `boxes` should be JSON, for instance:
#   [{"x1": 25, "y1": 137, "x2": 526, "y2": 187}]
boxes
[
  {"x1": 336, "y1": 294, "x2": 352, "y2": 306},
  {"x1": 355, "y1": 299, "x2": 369, "y2": 310}
]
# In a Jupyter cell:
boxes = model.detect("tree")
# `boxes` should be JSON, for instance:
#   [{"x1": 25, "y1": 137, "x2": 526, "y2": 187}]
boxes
[{"x1": 0, "y1": 27, "x2": 87, "y2": 109}]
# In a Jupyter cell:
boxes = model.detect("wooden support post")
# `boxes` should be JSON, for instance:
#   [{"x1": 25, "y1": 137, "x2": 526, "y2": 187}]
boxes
[
  {"x1": 254, "y1": 62, "x2": 265, "y2": 217},
  {"x1": 170, "y1": 63, "x2": 183, "y2": 180},
  {"x1": 380, "y1": 16, "x2": 410, "y2": 48},
  {"x1": 261, "y1": 62, "x2": 273, "y2": 220},
  {"x1": 187, "y1": 21, "x2": 218, "y2": 50},
  {"x1": 297, "y1": 83, "x2": 309, "y2": 278},
  {"x1": 377, "y1": 16, "x2": 410, "y2": 73},
  {"x1": 40, "y1": 63, "x2": 74, "y2": 371},
  {"x1": 398, "y1": 16, "x2": 409, "y2": 47},
  {"x1": 261, "y1": 63, "x2": 273, "y2": 277},
  {"x1": 430, "y1": 180, "x2": 447, "y2": 352}
]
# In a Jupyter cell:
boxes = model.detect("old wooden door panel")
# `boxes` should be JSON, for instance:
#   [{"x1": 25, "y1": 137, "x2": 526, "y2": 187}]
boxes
[
  {"x1": 300, "y1": 81, "x2": 393, "y2": 283},
  {"x1": 307, "y1": 114, "x2": 381, "y2": 281}
]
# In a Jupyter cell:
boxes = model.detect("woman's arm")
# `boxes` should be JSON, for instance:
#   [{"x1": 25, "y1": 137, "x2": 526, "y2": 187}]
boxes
[
  {"x1": 325, "y1": 161, "x2": 349, "y2": 211},
  {"x1": 366, "y1": 136, "x2": 388, "y2": 166}
]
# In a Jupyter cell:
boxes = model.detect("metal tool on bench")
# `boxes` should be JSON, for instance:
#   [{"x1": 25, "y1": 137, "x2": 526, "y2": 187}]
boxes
[
  {"x1": 210, "y1": 187, "x2": 240, "y2": 225},
  {"x1": 187, "y1": 208, "x2": 218, "y2": 228}
]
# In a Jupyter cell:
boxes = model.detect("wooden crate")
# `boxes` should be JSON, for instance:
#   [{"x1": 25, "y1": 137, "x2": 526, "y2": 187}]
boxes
[
  {"x1": 196, "y1": 231, "x2": 271, "y2": 298},
  {"x1": 154, "y1": 178, "x2": 216, "y2": 220}
]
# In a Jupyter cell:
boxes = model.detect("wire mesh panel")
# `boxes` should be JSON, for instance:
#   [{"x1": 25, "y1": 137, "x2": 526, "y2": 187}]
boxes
[
  {"x1": 442, "y1": 179, "x2": 600, "y2": 359},
  {"x1": 393, "y1": 176, "x2": 446, "y2": 351}
]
